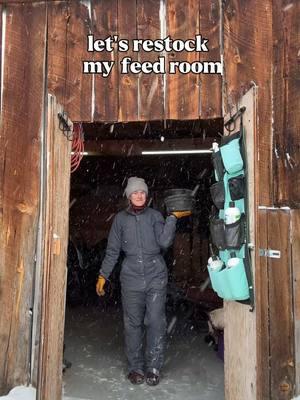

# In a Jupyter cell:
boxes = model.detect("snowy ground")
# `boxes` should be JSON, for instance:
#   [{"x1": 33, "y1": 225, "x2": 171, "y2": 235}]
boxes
[
  {"x1": 63, "y1": 305, "x2": 224, "y2": 400},
  {"x1": 0, "y1": 387, "x2": 36, "y2": 400}
]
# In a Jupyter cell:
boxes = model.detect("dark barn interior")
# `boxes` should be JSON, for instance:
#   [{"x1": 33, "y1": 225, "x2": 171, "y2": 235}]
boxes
[{"x1": 63, "y1": 119, "x2": 225, "y2": 399}]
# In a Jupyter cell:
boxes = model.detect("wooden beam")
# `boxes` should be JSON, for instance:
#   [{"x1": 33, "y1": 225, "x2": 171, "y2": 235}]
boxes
[
  {"x1": 92, "y1": 0, "x2": 119, "y2": 122},
  {"x1": 84, "y1": 137, "x2": 215, "y2": 156},
  {"x1": 268, "y1": 210, "x2": 294, "y2": 400},
  {"x1": 291, "y1": 210, "x2": 300, "y2": 395},
  {"x1": 48, "y1": 1, "x2": 92, "y2": 122},
  {"x1": 166, "y1": 0, "x2": 200, "y2": 120},
  {"x1": 0, "y1": 2, "x2": 46, "y2": 393},
  {"x1": 256, "y1": 209, "x2": 270, "y2": 400},
  {"x1": 273, "y1": 1, "x2": 300, "y2": 207},
  {"x1": 199, "y1": 0, "x2": 222, "y2": 118},
  {"x1": 37, "y1": 95, "x2": 72, "y2": 400},
  {"x1": 117, "y1": 0, "x2": 138, "y2": 122},
  {"x1": 223, "y1": 0, "x2": 273, "y2": 206},
  {"x1": 137, "y1": 0, "x2": 164, "y2": 120}
]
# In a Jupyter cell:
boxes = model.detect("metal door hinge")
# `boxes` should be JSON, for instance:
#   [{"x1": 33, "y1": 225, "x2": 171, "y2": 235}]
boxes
[{"x1": 259, "y1": 249, "x2": 281, "y2": 259}]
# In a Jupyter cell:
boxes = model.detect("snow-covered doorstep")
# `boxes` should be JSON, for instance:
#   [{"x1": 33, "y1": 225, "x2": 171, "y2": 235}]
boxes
[{"x1": 0, "y1": 386, "x2": 36, "y2": 400}]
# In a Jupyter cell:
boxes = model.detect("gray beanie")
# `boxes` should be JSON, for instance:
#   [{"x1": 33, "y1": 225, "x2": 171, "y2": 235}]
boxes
[{"x1": 124, "y1": 177, "x2": 148, "y2": 199}]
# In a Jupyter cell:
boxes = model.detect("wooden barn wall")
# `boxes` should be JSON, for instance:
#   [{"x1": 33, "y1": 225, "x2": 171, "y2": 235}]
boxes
[
  {"x1": 292, "y1": 210, "x2": 300, "y2": 395},
  {"x1": 273, "y1": 1, "x2": 300, "y2": 207},
  {"x1": 223, "y1": 0, "x2": 272, "y2": 206},
  {"x1": 46, "y1": 0, "x2": 222, "y2": 123},
  {"x1": 0, "y1": 3, "x2": 46, "y2": 394}
]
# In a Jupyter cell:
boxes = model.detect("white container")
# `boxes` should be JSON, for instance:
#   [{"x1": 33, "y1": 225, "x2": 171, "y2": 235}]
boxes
[
  {"x1": 224, "y1": 201, "x2": 241, "y2": 225},
  {"x1": 227, "y1": 252, "x2": 240, "y2": 268},
  {"x1": 210, "y1": 259, "x2": 223, "y2": 272},
  {"x1": 212, "y1": 142, "x2": 220, "y2": 152}
]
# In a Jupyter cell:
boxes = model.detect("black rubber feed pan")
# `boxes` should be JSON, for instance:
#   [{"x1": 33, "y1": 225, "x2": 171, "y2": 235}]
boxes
[{"x1": 164, "y1": 188, "x2": 195, "y2": 212}]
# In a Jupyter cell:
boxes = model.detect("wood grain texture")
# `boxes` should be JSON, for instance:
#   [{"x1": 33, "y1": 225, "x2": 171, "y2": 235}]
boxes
[
  {"x1": 272, "y1": 0, "x2": 300, "y2": 207},
  {"x1": 48, "y1": 1, "x2": 92, "y2": 122},
  {"x1": 291, "y1": 210, "x2": 300, "y2": 394},
  {"x1": 118, "y1": 0, "x2": 138, "y2": 122},
  {"x1": 166, "y1": 0, "x2": 200, "y2": 120},
  {"x1": 268, "y1": 210, "x2": 294, "y2": 400},
  {"x1": 224, "y1": 88, "x2": 257, "y2": 400},
  {"x1": 223, "y1": 0, "x2": 272, "y2": 206},
  {"x1": 224, "y1": 301, "x2": 256, "y2": 400},
  {"x1": 272, "y1": 0, "x2": 289, "y2": 205},
  {"x1": 37, "y1": 96, "x2": 71, "y2": 400},
  {"x1": 137, "y1": 0, "x2": 164, "y2": 120},
  {"x1": 199, "y1": 0, "x2": 222, "y2": 118},
  {"x1": 256, "y1": 209, "x2": 270, "y2": 400},
  {"x1": 92, "y1": 0, "x2": 118, "y2": 122},
  {"x1": 0, "y1": 2, "x2": 46, "y2": 393},
  {"x1": 0, "y1": 4, "x2": 2, "y2": 112},
  {"x1": 47, "y1": 1, "x2": 69, "y2": 112}
]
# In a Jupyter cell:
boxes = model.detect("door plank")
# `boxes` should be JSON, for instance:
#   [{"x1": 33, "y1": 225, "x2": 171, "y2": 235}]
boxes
[
  {"x1": 268, "y1": 210, "x2": 294, "y2": 400},
  {"x1": 92, "y1": 0, "x2": 119, "y2": 122},
  {"x1": 0, "y1": 3, "x2": 46, "y2": 393},
  {"x1": 37, "y1": 96, "x2": 72, "y2": 400}
]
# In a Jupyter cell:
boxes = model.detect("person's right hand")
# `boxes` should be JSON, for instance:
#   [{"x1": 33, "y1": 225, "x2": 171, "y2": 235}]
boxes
[
  {"x1": 171, "y1": 210, "x2": 192, "y2": 219},
  {"x1": 96, "y1": 275, "x2": 106, "y2": 296}
]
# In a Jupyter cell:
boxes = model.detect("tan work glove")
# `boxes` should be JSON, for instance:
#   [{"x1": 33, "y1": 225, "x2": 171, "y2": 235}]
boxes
[
  {"x1": 172, "y1": 210, "x2": 192, "y2": 219},
  {"x1": 96, "y1": 275, "x2": 106, "y2": 296}
]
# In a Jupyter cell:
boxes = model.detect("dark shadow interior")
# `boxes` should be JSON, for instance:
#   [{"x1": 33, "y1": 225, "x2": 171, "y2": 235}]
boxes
[{"x1": 63, "y1": 119, "x2": 225, "y2": 400}]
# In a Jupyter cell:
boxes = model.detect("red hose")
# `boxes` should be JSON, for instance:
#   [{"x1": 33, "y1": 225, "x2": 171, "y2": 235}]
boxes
[{"x1": 71, "y1": 123, "x2": 84, "y2": 173}]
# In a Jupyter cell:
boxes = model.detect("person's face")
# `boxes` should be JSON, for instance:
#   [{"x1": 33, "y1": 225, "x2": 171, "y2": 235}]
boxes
[{"x1": 130, "y1": 191, "x2": 146, "y2": 207}]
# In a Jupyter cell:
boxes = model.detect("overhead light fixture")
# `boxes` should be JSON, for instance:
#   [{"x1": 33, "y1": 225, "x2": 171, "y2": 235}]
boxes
[
  {"x1": 71, "y1": 151, "x2": 89, "y2": 155},
  {"x1": 141, "y1": 149, "x2": 212, "y2": 155}
]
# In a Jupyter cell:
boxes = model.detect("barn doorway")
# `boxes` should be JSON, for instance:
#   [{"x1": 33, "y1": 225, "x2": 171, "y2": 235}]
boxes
[
  {"x1": 37, "y1": 87, "x2": 257, "y2": 400},
  {"x1": 62, "y1": 118, "x2": 225, "y2": 399}
]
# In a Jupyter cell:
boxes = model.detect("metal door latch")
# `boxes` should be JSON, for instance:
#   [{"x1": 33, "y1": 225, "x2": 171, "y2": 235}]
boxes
[{"x1": 259, "y1": 249, "x2": 281, "y2": 259}]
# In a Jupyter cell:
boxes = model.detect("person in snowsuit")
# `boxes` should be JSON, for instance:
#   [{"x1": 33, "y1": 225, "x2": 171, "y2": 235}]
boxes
[{"x1": 96, "y1": 177, "x2": 190, "y2": 386}]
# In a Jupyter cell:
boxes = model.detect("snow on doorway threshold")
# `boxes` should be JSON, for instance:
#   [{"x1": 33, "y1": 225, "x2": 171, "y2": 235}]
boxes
[
  {"x1": 0, "y1": 386, "x2": 36, "y2": 400},
  {"x1": 0, "y1": 387, "x2": 91, "y2": 400}
]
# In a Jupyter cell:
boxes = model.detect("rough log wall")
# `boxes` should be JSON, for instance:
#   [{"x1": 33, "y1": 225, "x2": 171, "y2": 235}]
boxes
[
  {"x1": 46, "y1": 0, "x2": 222, "y2": 122},
  {"x1": 273, "y1": 1, "x2": 300, "y2": 207},
  {"x1": 0, "y1": 3, "x2": 46, "y2": 393}
]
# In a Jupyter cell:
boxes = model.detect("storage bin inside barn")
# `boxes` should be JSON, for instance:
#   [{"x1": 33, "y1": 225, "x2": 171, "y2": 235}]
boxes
[{"x1": 63, "y1": 118, "x2": 225, "y2": 399}]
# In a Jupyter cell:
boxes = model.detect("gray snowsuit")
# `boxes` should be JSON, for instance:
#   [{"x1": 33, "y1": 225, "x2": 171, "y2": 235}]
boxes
[{"x1": 100, "y1": 205, "x2": 177, "y2": 374}]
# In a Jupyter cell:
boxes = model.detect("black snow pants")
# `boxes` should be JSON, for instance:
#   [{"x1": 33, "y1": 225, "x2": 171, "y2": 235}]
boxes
[{"x1": 121, "y1": 285, "x2": 167, "y2": 374}]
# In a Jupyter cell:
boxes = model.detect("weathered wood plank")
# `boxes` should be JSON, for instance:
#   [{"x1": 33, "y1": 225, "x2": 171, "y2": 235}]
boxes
[
  {"x1": 137, "y1": 0, "x2": 164, "y2": 120},
  {"x1": 284, "y1": 2, "x2": 300, "y2": 206},
  {"x1": 291, "y1": 210, "x2": 300, "y2": 395},
  {"x1": 224, "y1": 88, "x2": 257, "y2": 400},
  {"x1": 37, "y1": 96, "x2": 71, "y2": 400},
  {"x1": 65, "y1": 1, "x2": 92, "y2": 122},
  {"x1": 0, "y1": 4, "x2": 2, "y2": 112},
  {"x1": 48, "y1": 1, "x2": 92, "y2": 122},
  {"x1": 166, "y1": 0, "x2": 200, "y2": 120},
  {"x1": 224, "y1": 300, "x2": 256, "y2": 400},
  {"x1": 92, "y1": 0, "x2": 118, "y2": 122},
  {"x1": 272, "y1": 0, "x2": 289, "y2": 205},
  {"x1": 256, "y1": 209, "x2": 270, "y2": 400},
  {"x1": 223, "y1": 0, "x2": 272, "y2": 206},
  {"x1": 117, "y1": 0, "x2": 138, "y2": 122},
  {"x1": 199, "y1": 0, "x2": 222, "y2": 118},
  {"x1": 0, "y1": 2, "x2": 46, "y2": 393},
  {"x1": 268, "y1": 210, "x2": 294, "y2": 400},
  {"x1": 47, "y1": 1, "x2": 70, "y2": 115}
]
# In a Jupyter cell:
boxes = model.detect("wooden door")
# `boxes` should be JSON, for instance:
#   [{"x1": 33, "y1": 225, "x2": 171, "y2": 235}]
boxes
[
  {"x1": 223, "y1": 86, "x2": 257, "y2": 400},
  {"x1": 257, "y1": 207, "x2": 295, "y2": 400},
  {"x1": 36, "y1": 95, "x2": 72, "y2": 400},
  {"x1": 267, "y1": 209, "x2": 294, "y2": 399}
]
